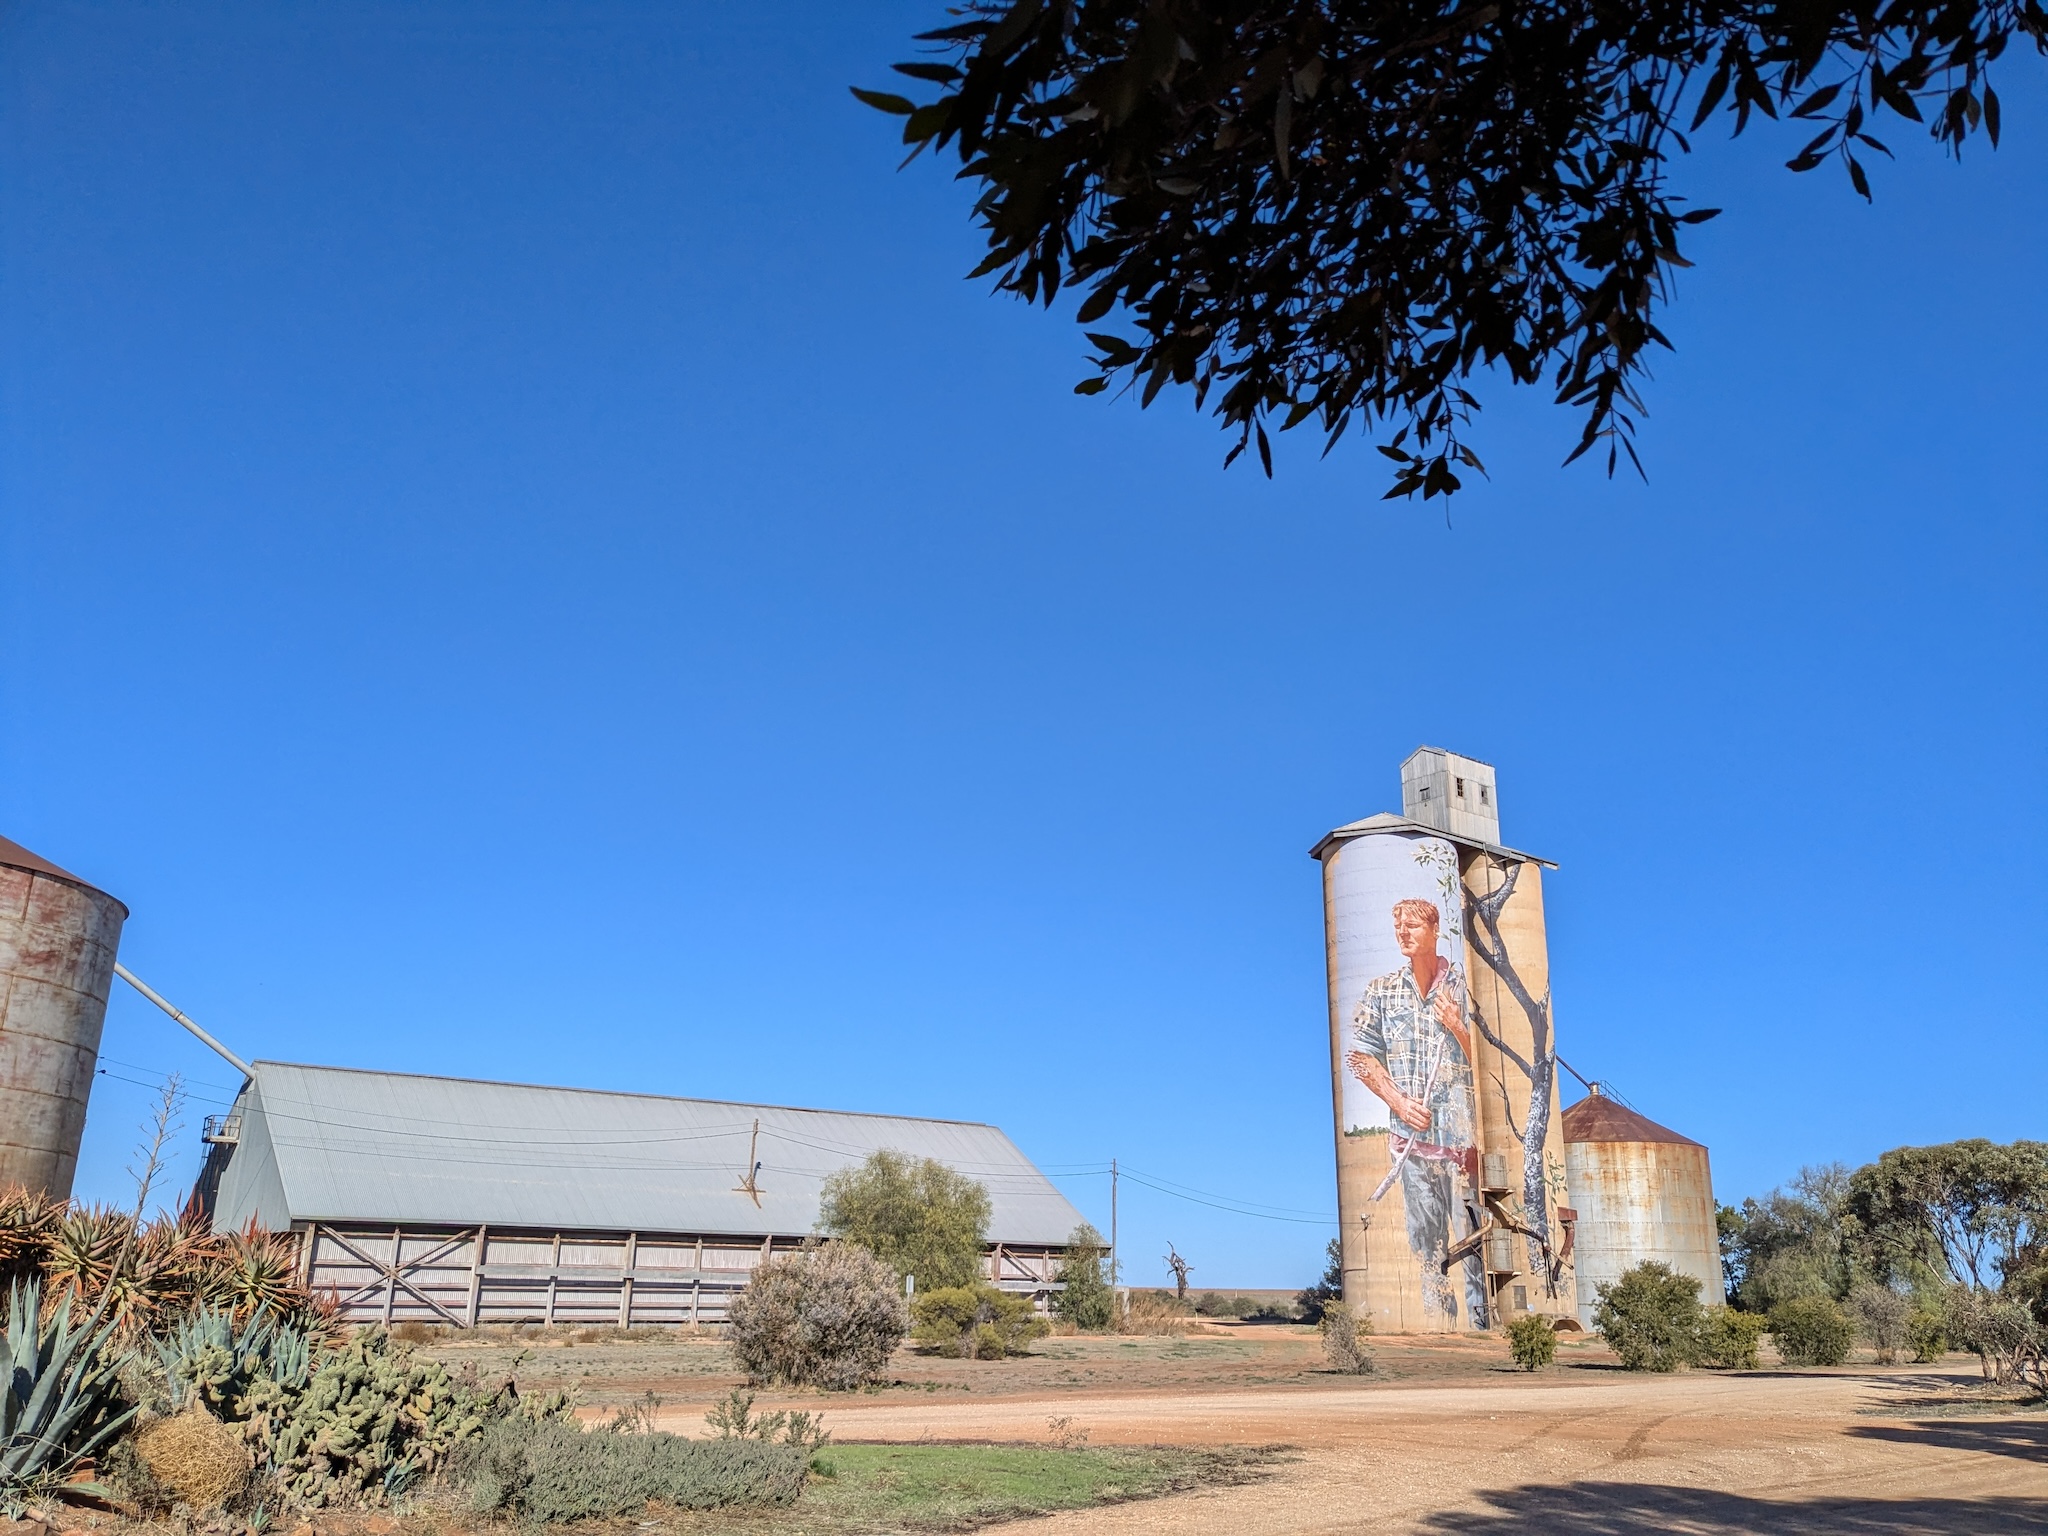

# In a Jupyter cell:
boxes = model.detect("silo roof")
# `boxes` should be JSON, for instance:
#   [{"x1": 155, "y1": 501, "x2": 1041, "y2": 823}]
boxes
[
  {"x1": 0, "y1": 833, "x2": 130, "y2": 905},
  {"x1": 216, "y1": 1061, "x2": 1087, "y2": 1246},
  {"x1": 1561, "y1": 1094, "x2": 1701, "y2": 1147},
  {"x1": 1307, "y1": 812, "x2": 1556, "y2": 869}
]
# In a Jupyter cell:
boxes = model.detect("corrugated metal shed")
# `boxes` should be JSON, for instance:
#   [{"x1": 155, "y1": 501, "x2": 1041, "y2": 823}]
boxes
[{"x1": 209, "y1": 1061, "x2": 1084, "y2": 1246}]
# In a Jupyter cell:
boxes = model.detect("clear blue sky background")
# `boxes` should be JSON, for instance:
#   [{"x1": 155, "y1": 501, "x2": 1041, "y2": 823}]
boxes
[{"x1": 4, "y1": 5, "x2": 2041, "y2": 1288}]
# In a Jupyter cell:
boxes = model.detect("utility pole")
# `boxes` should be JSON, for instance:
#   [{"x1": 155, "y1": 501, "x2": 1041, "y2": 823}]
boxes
[{"x1": 1109, "y1": 1157, "x2": 1119, "y2": 1287}]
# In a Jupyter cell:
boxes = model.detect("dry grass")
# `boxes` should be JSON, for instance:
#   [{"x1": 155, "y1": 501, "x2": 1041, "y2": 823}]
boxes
[
  {"x1": 1118, "y1": 1293, "x2": 1195, "y2": 1336},
  {"x1": 135, "y1": 1409, "x2": 249, "y2": 1511}
]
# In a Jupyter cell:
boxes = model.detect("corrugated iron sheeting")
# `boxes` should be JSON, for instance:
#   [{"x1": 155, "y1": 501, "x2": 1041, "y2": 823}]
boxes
[{"x1": 211, "y1": 1062, "x2": 1085, "y2": 1246}]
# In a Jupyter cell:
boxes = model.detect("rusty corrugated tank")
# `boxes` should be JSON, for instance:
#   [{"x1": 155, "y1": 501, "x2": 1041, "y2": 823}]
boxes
[
  {"x1": 0, "y1": 834, "x2": 127, "y2": 1199},
  {"x1": 1563, "y1": 1089, "x2": 1724, "y2": 1329}
]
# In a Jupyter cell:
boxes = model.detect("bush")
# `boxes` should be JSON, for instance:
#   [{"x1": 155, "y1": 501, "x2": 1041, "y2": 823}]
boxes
[
  {"x1": 911, "y1": 1284, "x2": 1049, "y2": 1359},
  {"x1": 1192, "y1": 1292, "x2": 1258, "y2": 1318},
  {"x1": 1052, "y1": 1224, "x2": 1115, "y2": 1332},
  {"x1": 1906, "y1": 1306, "x2": 1948, "y2": 1363},
  {"x1": 1847, "y1": 1282, "x2": 1912, "y2": 1365},
  {"x1": 818, "y1": 1151, "x2": 991, "y2": 1291},
  {"x1": 729, "y1": 1243, "x2": 907, "y2": 1391},
  {"x1": 1943, "y1": 1284, "x2": 2046, "y2": 1388},
  {"x1": 1695, "y1": 1307, "x2": 1769, "y2": 1369},
  {"x1": 450, "y1": 1416, "x2": 806, "y2": 1521},
  {"x1": 1770, "y1": 1296, "x2": 1856, "y2": 1366},
  {"x1": 1319, "y1": 1301, "x2": 1373, "y2": 1374},
  {"x1": 1505, "y1": 1315, "x2": 1557, "y2": 1371},
  {"x1": 1592, "y1": 1262, "x2": 1703, "y2": 1372}
]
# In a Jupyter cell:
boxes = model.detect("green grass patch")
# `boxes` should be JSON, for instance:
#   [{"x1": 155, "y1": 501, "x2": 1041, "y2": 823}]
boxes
[{"x1": 662, "y1": 1441, "x2": 1279, "y2": 1533}]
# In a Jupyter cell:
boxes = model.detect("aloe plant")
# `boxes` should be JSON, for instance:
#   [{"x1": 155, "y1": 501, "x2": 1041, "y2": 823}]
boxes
[{"x1": 1, "y1": 1278, "x2": 135, "y2": 1515}]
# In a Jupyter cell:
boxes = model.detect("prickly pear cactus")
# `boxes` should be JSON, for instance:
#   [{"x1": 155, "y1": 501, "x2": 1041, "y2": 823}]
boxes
[{"x1": 250, "y1": 1330, "x2": 487, "y2": 1507}]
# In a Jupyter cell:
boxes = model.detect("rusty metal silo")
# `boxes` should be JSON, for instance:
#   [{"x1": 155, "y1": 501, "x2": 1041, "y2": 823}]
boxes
[
  {"x1": 0, "y1": 835, "x2": 127, "y2": 1199},
  {"x1": 1563, "y1": 1088, "x2": 1724, "y2": 1329}
]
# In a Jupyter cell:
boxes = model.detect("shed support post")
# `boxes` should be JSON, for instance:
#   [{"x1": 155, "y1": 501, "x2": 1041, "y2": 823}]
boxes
[
  {"x1": 384, "y1": 1226, "x2": 401, "y2": 1325},
  {"x1": 546, "y1": 1233, "x2": 561, "y2": 1326},
  {"x1": 467, "y1": 1225, "x2": 487, "y2": 1328},
  {"x1": 620, "y1": 1232, "x2": 638, "y2": 1329}
]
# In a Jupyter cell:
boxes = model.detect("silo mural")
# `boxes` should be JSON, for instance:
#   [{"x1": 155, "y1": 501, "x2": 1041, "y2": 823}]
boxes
[
  {"x1": 1322, "y1": 829, "x2": 1489, "y2": 1330},
  {"x1": 1317, "y1": 750, "x2": 1577, "y2": 1332}
]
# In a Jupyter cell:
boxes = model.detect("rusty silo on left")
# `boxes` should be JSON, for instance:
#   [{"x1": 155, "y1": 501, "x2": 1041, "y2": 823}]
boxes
[{"x1": 0, "y1": 834, "x2": 127, "y2": 1199}]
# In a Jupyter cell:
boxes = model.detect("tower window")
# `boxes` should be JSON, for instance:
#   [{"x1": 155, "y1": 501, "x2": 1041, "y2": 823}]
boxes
[
  {"x1": 1479, "y1": 785, "x2": 1490, "y2": 806},
  {"x1": 1418, "y1": 786, "x2": 1431, "y2": 802},
  {"x1": 1455, "y1": 777, "x2": 1466, "y2": 798}
]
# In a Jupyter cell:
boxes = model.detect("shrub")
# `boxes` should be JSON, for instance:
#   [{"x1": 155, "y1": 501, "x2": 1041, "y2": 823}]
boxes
[
  {"x1": 1052, "y1": 1224, "x2": 1115, "y2": 1332},
  {"x1": 911, "y1": 1284, "x2": 1049, "y2": 1359},
  {"x1": 1319, "y1": 1301, "x2": 1373, "y2": 1374},
  {"x1": 729, "y1": 1243, "x2": 908, "y2": 1390},
  {"x1": 1943, "y1": 1284, "x2": 2046, "y2": 1388},
  {"x1": 702, "y1": 1388, "x2": 830, "y2": 1452},
  {"x1": 451, "y1": 1416, "x2": 806, "y2": 1521},
  {"x1": 1505, "y1": 1315, "x2": 1557, "y2": 1371},
  {"x1": 1295, "y1": 1238, "x2": 1343, "y2": 1326},
  {"x1": 1906, "y1": 1306, "x2": 1948, "y2": 1363},
  {"x1": 1847, "y1": 1282, "x2": 1912, "y2": 1365},
  {"x1": 1695, "y1": 1307, "x2": 1769, "y2": 1369},
  {"x1": 135, "y1": 1408, "x2": 249, "y2": 1512},
  {"x1": 1770, "y1": 1296, "x2": 1856, "y2": 1367},
  {"x1": 1193, "y1": 1292, "x2": 1258, "y2": 1318},
  {"x1": 818, "y1": 1151, "x2": 991, "y2": 1291},
  {"x1": 1593, "y1": 1261, "x2": 1703, "y2": 1372}
]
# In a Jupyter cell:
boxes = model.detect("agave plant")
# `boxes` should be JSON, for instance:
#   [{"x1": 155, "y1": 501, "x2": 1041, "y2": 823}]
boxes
[{"x1": 1, "y1": 1278, "x2": 135, "y2": 1516}]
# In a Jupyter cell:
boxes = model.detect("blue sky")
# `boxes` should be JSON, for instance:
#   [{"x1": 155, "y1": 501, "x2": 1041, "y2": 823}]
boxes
[{"x1": 3, "y1": 5, "x2": 2041, "y2": 1287}]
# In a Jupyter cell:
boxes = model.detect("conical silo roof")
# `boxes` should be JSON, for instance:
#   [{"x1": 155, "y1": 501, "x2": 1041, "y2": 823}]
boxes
[
  {"x1": 1561, "y1": 1093, "x2": 1700, "y2": 1147},
  {"x1": 0, "y1": 833, "x2": 125, "y2": 909}
]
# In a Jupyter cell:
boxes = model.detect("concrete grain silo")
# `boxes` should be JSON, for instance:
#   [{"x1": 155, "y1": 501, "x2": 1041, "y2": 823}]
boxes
[
  {"x1": 0, "y1": 835, "x2": 127, "y2": 1199},
  {"x1": 1563, "y1": 1088, "x2": 1724, "y2": 1328}
]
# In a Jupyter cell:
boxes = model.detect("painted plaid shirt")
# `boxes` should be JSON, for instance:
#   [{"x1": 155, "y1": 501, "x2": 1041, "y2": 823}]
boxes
[{"x1": 1352, "y1": 957, "x2": 1475, "y2": 1151}]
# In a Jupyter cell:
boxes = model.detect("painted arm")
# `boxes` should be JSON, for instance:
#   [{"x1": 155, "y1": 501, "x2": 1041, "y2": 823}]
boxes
[{"x1": 1347, "y1": 1051, "x2": 1432, "y2": 1132}]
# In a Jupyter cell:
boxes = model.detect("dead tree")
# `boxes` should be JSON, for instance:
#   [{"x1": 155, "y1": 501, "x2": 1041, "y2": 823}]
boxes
[
  {"x1": 1462, "y1": 860, "x2": 1562, "y2": 1291},
  {"x1": 1164, "y1": 1243, "x2": 1192, "y2": 1301}
]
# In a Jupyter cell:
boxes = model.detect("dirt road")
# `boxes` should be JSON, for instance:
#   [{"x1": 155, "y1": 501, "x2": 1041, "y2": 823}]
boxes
[{"x1": 655, "y1": 1365, "x2": 2045, "y2": 1534}]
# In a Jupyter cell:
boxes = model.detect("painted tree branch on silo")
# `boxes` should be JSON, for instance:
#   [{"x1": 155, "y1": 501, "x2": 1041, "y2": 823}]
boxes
[{"x1": 1462, "y1": 859, "x2": 1561, "y2": 1293}]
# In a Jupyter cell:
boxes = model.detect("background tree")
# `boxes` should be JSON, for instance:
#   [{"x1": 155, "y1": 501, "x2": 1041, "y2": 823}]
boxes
[
  {"x1": 863, "y1": 1, "x2": 2044, "y2": 499},
  {"x1": 1846, "y1": 1139, "x2": 2048, "y2": 1291},
  {"x1": 1052, "y1": 1222, "x2": 1117, "y2": 1330},
  {"x1": 1718, "y1": 1164, "x2": 1857, "y2": 1312},
  {"x1": 817, "y1": 1149, "x2": 992, "y2": 1291},
  {"x1": 1295, "y1": 1236, "x2": 1343, "y2": 1324}
]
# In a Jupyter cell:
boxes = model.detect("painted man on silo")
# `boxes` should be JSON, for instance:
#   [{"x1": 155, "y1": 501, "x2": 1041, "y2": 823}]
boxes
[{"x1": 1347, "y1": 897, "x2": 1488, "y2": 1325}]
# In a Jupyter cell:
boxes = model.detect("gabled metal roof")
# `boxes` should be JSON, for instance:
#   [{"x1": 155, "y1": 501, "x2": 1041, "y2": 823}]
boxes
[{"x1": 209, "y1": 1062, "x2": 1086, "y2": 1246}]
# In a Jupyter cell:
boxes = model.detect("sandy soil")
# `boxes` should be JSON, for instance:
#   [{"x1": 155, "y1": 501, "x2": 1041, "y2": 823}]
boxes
[
  {"x1": 741, "y1": 1366, "x2": 2046, "y2": 1535},
  {"x1": 420, "y1": 1328, "x2": 2048, "y2": 1534}
]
